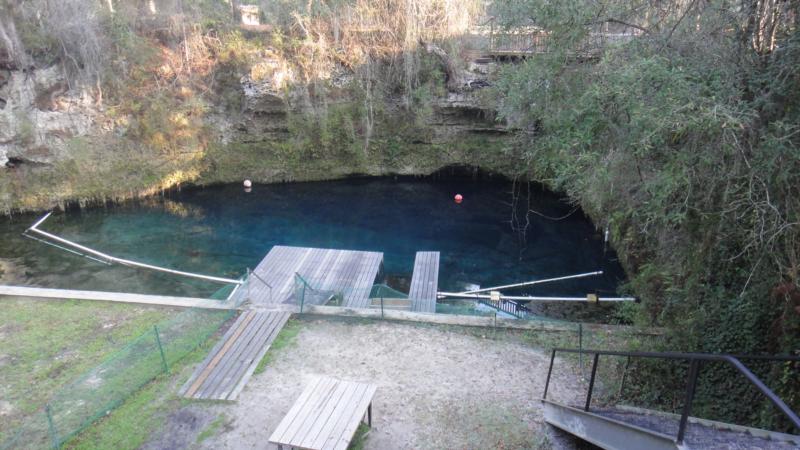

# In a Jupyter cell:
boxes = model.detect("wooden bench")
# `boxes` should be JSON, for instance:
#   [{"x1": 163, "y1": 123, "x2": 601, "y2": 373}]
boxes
[{"x1": 269, "y1": 377, "x2": 377, "y2": 450}]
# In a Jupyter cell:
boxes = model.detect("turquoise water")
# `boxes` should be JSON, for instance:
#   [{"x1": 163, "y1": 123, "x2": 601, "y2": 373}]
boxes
[{"x1": 0, "y1": 176, "x2": 625, "y2": 305}]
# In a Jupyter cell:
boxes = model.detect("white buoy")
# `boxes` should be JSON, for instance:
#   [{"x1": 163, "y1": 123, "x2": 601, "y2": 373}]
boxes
[{"x1": 243, "y1": 179, "x2": 252, "y2": 188}]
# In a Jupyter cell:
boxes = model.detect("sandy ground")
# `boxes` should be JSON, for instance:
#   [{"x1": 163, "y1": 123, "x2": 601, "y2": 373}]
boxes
[{"x1": 146, "y1": 317, "x2": 584, "y2": 450}]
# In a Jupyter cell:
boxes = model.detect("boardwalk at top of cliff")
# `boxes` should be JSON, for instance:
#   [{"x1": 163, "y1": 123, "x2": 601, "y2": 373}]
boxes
[{"x1": 248, "y1": 246, "x2": 384, "y2": 308}]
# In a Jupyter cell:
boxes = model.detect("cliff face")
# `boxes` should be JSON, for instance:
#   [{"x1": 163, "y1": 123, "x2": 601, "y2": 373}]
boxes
[
  {"x1": 0, "y1": 51, "x2": 515, "y2": 213},
  {"x1": 0, "y1": 66, "x2": 97, "y2": 168}
]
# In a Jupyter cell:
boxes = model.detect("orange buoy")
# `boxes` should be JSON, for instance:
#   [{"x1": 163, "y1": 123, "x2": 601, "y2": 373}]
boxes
[{"x1": 454, "y1": 194, "x2": 463, "y2": 204}]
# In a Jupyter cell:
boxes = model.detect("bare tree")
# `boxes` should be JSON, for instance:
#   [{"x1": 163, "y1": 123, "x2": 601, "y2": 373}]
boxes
[{"x1": 0, "y1": 1, "x2": 30, "y2": 69}]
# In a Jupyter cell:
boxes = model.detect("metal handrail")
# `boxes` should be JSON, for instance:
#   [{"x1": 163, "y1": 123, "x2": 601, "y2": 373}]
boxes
[
  {"x1": 246, "y1": 268, "x2": 272, "y2": 303},
  {"x1": 542, "y1": 348, "x2": 800, "y2": 444}
]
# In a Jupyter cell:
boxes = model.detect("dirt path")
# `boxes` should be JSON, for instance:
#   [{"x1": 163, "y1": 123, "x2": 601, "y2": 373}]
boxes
[{"x1": 183, "y1": 318, "x2": 582, "y2": 449}]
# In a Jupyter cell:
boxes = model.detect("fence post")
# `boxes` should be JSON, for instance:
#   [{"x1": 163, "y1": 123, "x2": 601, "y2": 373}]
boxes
[
  {"x1": 380, "y1": 294, "x2": 384, "y2": 319},
  {"x1": 45, "y1": 405, "x2": 59, "y2": 450},
  {"x1": 677, "y1": 360, "x2": 700, "y2": 443},
  {"x1": 154, "y1": 325, "x2": 169, "y2": 374},
  {"x1": 585, "y1": 353, "x2": 600, "y2": 411},
  {"x1": 543, "y1": 349, "x2": 556, "y2": 400},
  {"x1": 300, "y1": 282, "x2": 306, "y2": 314},
  {"x1": 617, "y1": 355, "x2": 632, "y2": 399},
  {"x1": 246, "y1": 267, "x2": 251, "y2": 301},
  {"x1": 578, "y1": 323, "x2": 584, "y2": 379}
]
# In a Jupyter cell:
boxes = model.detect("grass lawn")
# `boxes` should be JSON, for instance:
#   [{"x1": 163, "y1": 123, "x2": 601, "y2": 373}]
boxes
[{"x1": 0, "y1": 298, "x2": 178, "y2": 443}]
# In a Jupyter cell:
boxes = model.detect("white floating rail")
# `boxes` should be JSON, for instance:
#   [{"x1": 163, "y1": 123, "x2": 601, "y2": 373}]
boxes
[
  {"x1": 437, "y1": 291, "x2": 638, "y2": 303},
  {"x1": 25, "y1": 212, "x2": 242, "y2": 285},
  {"x1": 455, "y1": 270, "x2": 604, "y2": 295}
]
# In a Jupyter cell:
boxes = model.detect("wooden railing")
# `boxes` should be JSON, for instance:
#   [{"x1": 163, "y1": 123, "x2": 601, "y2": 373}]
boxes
[{"x1": 486, "y1": 18, "x2": 639, "y2": 57}]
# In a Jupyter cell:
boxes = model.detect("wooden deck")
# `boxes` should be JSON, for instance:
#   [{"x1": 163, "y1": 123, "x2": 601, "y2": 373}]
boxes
[
  {"x1": 249, "y1": 246, "x2": 383, "y2": 308},
  {"x1": 269, "y1": 377, "x2": 376, "y2": 450},
  {"x1": 179, "y1": 310, "x2": 290, "y2": 400},
  {"x1": 409, "y1": 251, "x2": 440, "y2": 313}
]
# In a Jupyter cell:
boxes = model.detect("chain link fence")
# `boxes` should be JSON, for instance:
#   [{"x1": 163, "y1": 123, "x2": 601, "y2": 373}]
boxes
[{"x1": 0, "y1": 307, "x2": 233, "y2": 450}]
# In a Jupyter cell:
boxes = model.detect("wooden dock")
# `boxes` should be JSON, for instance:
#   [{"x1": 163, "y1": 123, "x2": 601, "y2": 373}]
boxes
[
  {"x1": 409, "y1": 251, "x2": 440, "y2": 313},
  {"x1": 179, "y1": 310, "x2": 290, "y2": 401},
  {"x1": 249, "y1": 246, "x2": 383, "y2": 308}
]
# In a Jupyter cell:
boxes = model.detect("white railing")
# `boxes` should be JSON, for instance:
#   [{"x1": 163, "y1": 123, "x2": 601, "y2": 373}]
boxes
[{"x1": 25, "y1": 212, "x2": 242, "y2": 285}]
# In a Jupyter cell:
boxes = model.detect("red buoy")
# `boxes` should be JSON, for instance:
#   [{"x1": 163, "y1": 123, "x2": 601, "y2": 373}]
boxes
[{"x1": 454, "y1": 194, "x2": 463, "y2": 204}]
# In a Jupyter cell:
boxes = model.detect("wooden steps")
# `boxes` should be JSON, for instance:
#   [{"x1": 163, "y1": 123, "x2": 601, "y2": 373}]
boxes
[
  {"x1": 409, "y1": 251, "x2": 440, "y2": 313},
  {"x1": 179, "y1": 310, "x2": 290, "y2": 401}
]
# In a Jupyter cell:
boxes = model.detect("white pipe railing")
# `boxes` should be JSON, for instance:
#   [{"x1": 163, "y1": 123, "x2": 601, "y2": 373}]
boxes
[
  {"x1": 455, "y1": 270, "x2": 604, "y2": 295},
  {"x1": 438, "y1": 291, "x2": 637, "y2": 302},
  {"x1": 26, "y1": 212, "x2": 242, "y2": 285}
]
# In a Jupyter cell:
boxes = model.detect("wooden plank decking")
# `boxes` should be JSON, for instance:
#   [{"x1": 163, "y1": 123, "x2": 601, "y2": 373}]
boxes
[
  {"x1": 249, "y1": 246, "x2": 383, "y2": 308},
  {"x1": 269, "y1": 377, "x2": 377, "y2": 450},
  {"x1": 408, "y1": 251, "x2": 440, "y2": 313},
  {"x1": 179, "y1": 310, "x2": 290, "y2": 400}
]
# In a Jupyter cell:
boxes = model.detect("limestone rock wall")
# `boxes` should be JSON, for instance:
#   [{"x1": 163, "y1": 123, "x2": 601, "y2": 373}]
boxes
[
  {"x1": 0, "y1": 50, "x2": 512, "y2": 212},
  {"x1": 0, "y1": 66, "x2": 99, "y2": 168}
]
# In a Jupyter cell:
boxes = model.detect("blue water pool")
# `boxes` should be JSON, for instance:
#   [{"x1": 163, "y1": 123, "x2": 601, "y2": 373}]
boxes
[{"x1": 0, "y1": 176, "x2": 626, "y2": 310}]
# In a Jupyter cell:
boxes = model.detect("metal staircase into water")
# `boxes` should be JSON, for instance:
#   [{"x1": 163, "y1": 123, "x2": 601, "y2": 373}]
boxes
[{"x1": 541, "y1": 349, "x2": 800, "y2": 449}]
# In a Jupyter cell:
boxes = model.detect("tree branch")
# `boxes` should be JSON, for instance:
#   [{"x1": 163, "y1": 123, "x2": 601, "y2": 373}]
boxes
[{"x1": 585, "y1": 18, "x2": 651, "y2": 34}]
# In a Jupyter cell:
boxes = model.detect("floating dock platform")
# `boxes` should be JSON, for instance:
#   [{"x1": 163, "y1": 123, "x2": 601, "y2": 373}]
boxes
[{"x1": 248, "y1": 246, "x2": 384, "y2": 308}]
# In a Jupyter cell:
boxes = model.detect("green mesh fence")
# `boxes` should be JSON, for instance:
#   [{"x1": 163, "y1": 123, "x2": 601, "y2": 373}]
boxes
[
  {"x1": 366, "y1": 284, "x2": 409, "y2": 318},
  {"x1": 210, "y1": 283, "x2": 236, "y2": 301},
  {"x1": 0, "y1": 308, "x2": 233, "y2": 450},
  {"x1": 436, "y1": 299, "x2": 501, "y2": 317},
  {"x1": 293, "y1": 277, "x2": 413, "y2": 311},
  {"x1": 369, "y1": 284, "x2": 408, "y2": 300},
  {"x1": 220, "y1": 274, "x2": 249, "y2": 307},
  {"x1": 290, "y1": 273, "x2": 581, "y2": 332},
  {"x1": 435, "y1": 296, "x2": 581, "y2": 326},
  {"x1": 294, "y1": 273, "x2": 340, "y2": 311}
]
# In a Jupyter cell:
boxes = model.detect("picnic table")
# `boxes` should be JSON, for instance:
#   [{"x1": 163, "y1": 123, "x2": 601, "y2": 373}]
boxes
[{"x1": 269, "y1": 376, "x2": 377, "y2": 450}]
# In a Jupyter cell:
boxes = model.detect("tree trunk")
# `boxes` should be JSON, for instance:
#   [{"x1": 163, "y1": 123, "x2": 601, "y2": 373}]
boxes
[
  {"x1": 0, "y1": 5, "x2": 30, "y2": 70},
  {"x1": 421, "y1": 41, "x2": 464, "y2": 91},
  {"x1": 231, "y1": 0, "x2": 240, "y2": 23}
]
